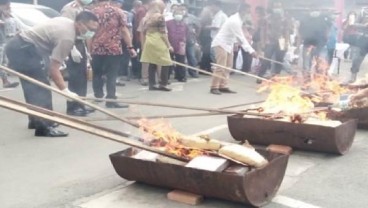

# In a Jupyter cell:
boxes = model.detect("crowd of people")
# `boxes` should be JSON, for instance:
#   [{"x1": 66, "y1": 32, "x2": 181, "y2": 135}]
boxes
[{"x1": 2, "y1": 0, "x2": 368, "y2": 137}]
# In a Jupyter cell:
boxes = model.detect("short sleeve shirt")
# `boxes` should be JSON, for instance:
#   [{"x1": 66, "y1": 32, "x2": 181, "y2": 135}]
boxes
[
  {"x1": 20, "y1": 17, "x2": 76, "y2": 64},
  {"x1": 91, "y1": 2, "x2": 127, "y2": 56}
]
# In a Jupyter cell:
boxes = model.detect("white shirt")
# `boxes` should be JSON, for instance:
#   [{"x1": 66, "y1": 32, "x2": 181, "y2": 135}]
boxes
[
  {"x1": 211, "y1": 10, "x2": 228, "y2": 38},
  {"x1": 211, "y1": 13, "x2": 255, "y2": 54}
]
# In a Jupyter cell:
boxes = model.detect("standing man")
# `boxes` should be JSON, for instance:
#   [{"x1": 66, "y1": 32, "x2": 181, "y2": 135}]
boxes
[
  {"x1": 210, "y1": 3, "x2": 256, "y2": 95},
  {"x1": 90, "y1": 0, "x2": 137, "y2": 108},
  {"x1": 182, "y1": 4, "x2": 200, "y2": 78},
  {"x1": 257, "y1": 1, "x2": 290, "y2": 83},
  {"x1": 5, "y1": 11, "x2": 99, "y2": 137},
  {"x1": 61, "y1": 0, "x2": 94, "y2": 117}
]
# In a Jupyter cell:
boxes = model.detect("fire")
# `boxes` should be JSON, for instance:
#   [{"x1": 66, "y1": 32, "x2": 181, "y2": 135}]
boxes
[
  {"x1": 137, "y1": 119, "x2": 205, "y2": 160},
  {"x1": 261, "y1": 82, "x2": 314, "y2": 115}
]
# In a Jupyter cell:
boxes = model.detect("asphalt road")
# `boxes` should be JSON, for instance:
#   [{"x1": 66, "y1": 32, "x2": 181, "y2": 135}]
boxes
[{"x1": 1, "y1": 61, "x2": 368, "y2": 208}]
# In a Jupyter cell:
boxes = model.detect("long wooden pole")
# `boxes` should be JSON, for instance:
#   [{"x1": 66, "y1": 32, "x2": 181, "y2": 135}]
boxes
[
  {"x1": 84, "y1": 100, "x2": 265, "y2": 122},
  {"x1": 171, "y1": 60, "x2": 258, "y2": 89},
  {"x1": 0, "y1": 96, "x2": 189, "y2": 161},
  {"x1": 82, "y1": 97, "x2": 268, "y2": 117},
  {"x1": 0, "y1": 65, "x2": 140, "y2": 128}
]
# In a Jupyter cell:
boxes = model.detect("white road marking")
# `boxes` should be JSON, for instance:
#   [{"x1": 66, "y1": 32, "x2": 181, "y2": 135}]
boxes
[
  {"x1": 272, "y1": 195, "x2": 321, "y2": 208},
  {"x1": 0, "y1": 89, "x2": 14, "y2": 92}
]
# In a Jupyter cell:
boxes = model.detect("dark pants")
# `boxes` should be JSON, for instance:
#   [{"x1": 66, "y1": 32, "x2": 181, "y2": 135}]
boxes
[
  {"x1": 171, "y1": 53, "x2": 186, "y2": 81},
  {"x1": 66, "y1": 40, "x2": 87, "y2": 112},
  {"x1": 131, "y1": 43, "x2": 142, "y2": 79},
  {"x1": 233, "y1": 48, "x2": 253, "y2": 72},
  {"x1": 91, "y1": 55, "x2": 121, "y2": 102},
  {"x1": 199, "y1": 29, "x2": 212, "y2": 72},
  {"x1": 119, "y1": 47, "x2": 130, "y2": 77},
  {"x1": 258, "y1": 42, "x2": 286, "y2": 77},
  {"x1": 186, "y1": 43, "x2": 198, "y2": 77},
  {"x1": 5, "y1": 35, "x2": 52, "y2": 130},
  {"x1": 148, "y1": 64, "x2": 169, "y2": 88}
]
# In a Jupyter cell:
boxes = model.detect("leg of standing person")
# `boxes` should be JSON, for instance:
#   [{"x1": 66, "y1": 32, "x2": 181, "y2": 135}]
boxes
[
  {"x1": 186, "y1": 43, "x2": 198, "y2": 78},
  {"x1": 91, "y1": 55, "x2": 105, "y2": 99},
  {"x1": 141, "y1": 62, "x2": 149, "y2": 86},
  {"x1": 148, "y1": 63, "x2": 158, "y2": 90},
  {"x1": 5, "y1": 36, "x2": 67, "y2": 137},
  {"x1": 66, "y1": 40, "x2": 89, "y2": 117},
  {"x1": 219, "y1": 50, "x2": 236, "y2": 93},
  {"x1": 0, "y1": 43, "x2": 18, "y2": 88},
  {"x1": 174, "y1": 54, "x2": 186, "y2": 82},
  {"x1": 210, "y1": 46, "x2": 227, "y2": 95},
  {"x1": 158, "y1": 65, "x2": 171, "y2": 91},
  {"x1": 272, "y1": 47, "x2": 286, "y2": 75},
  {"x1": 105, "y1": 55, "x2": 128, "y2": 108},
  {"x1": 241, "y1": 49, "x2": 253, "y2": 72},
  {"x1": 350, "y1": 47, "x2": 366, "y2": 83},
  {"x1": 257, "y1": 43, "x2": 275, "y2": 83}
]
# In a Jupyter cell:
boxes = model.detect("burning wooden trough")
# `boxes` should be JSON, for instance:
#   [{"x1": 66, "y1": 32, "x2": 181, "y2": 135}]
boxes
[
  {"x1": 227, "y1": 115, "x2": 357, "y2": 155},
  {"x1": 109, "y1": 147, "x2": 289, "y2": 207}
]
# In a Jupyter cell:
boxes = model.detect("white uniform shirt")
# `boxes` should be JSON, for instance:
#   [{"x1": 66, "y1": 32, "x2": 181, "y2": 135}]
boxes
[
  {"x1": 211, "y1": 13, "x2": 255, "y2": 54},
  {"x1": 210, "y1": 10, "x2": 227, "y2": 38}
]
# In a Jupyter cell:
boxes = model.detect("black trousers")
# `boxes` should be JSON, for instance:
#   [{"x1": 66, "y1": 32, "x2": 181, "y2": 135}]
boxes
[
  {"x1": 66, "y1": 40, "x2": 87, "y2": 112},
  {"x1": 148, "y1": 64, "x2": 169, "y2": 88},
  {"x1": 171, "y1": 53, "x2": 186, "y2": 80},
  {"x1": 233, "y1": 48, "x2": 253, "y2": 72},
  {"x1": 131, "y1": 42, "x2": 142, "y2": 79},
  {"x1": 5, "y1": 35, "x2": 53, "y2": 130},
  {"x1": 199, "y1": 29, "x2": 212, "y2": 72},
  {"x1": 91, "y1": 55, "x2": 121, "y2": 101},
  {"x1": 258, "y1": 42, "x2": 286, "y2": 77},
  {"x1": 119, "y1": 47, "x2": 130, "y2": 77}
]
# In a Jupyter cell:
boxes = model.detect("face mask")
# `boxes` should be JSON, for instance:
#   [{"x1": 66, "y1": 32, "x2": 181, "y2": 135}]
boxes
[
  {"x1": 80, "y1": 0, "x2": 93, "y2": 5},
  {"x1": 174, "y1": 14, "x2": 183, "y2": 21},
  {"x1": 78, "y1": 30, "x2": 95, "y2": 40}
]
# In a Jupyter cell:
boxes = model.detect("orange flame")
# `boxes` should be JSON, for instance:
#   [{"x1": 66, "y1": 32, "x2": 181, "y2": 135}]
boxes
[{"x1": 137, "y1": 119, "x2": 205, "y2": 160}]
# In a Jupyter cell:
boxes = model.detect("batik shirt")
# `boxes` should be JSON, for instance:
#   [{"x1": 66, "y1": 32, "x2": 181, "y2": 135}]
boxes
[{"x1": 91, "y1": 2, "x2": 127, "y2": 56}]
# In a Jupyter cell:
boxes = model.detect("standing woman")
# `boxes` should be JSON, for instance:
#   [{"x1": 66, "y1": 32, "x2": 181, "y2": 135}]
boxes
[{"x1": 140, "y1": 1, "x2": 172, "y2": 91}]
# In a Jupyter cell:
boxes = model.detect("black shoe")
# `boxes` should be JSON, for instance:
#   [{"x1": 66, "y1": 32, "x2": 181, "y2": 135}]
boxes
[
  {"x1": 106, "y1": 102, "x2": 129, "y2": 108},
  {"x1": 210, "y1": 89, "x2": 222, "y2": 95},
  {"x1": 3, "y1": 82, "x2": 19, "y2": 88},
  {"x1": 28, "y1": 122, "x2": 59, "y2": 129},
  {"x1": 219, "y1": 88, "x2": 237, "y2": 93},
  {"x1": 177, "y1": 78, "x2": 187, "y2": 82},
  {"x1": 158, "y1": 86, "x2": 172, "y2": 91},
  {"x1": 67, "y1": 108, "x2": 87, "y2": 117},
  {"x1": 35, "y1": 127, "x2": 68, "y2": 137},
  {"x1": 256, "y1": 79, "x2": 263, "y2": 84},
  {"x1": 149, "y1": 86, "x2": 160, "y2": 91},
  {"x1": 116, "y1": 81, "x2": 126, "y2": 87}
]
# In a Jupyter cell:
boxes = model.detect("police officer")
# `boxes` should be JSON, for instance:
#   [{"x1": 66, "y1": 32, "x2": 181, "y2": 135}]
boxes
[
  {"x1": 5, "y1": 11, "x2": 99, "y2": 137},
  {"x1": 61, "y1": 0, "x2": 95, "y2": 117}
]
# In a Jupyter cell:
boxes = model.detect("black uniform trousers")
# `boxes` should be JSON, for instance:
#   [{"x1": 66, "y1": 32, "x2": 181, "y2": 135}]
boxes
[
  {"x1": 66, "y1": 40, "x2": 87, "y2": 112},
  {"x1": 91, "y1": 55, "x2": 121, "y2": 102},
  {"x1": 5, "y1": 35, "x2": 53, "y2": 130},
  {"x1": 258, "y1": 42, "x2": 286, "y2": 77},
  {"x1": 148, "y1": 64, "x2": 169, "y2": 88},
  {"x1": 170, "y1": 53, "x2": 186, "y2": 81}
]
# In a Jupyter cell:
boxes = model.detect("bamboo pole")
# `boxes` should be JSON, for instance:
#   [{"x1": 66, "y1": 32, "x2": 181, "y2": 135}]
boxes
[
  {"x1": 84, "y1": 100, "x2": 265, "y2": 122},
  {"x1": 211, "y1": 63, "x2": 270, "y2": 82},
  {"x1": 82, "y1": 97, "x2": 268, "y2": 117},
  {"x1": 0, "y1": 65, "x2": 140, "y2": 128},
  {"x1": 0, "y1": 96, "x2": 188, "y2": 161}
]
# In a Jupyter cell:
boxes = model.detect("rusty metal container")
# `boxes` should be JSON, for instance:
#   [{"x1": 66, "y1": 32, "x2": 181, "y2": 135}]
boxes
[
  {"x1": 227, "y1": 115, "x2": 357, "y2": 155},
  {"x1": 327, "y1": 107, "x2": 368, "y2": 129},
  {"x1": 110, "y1": 148, "x2": 289, "y2": 207}
]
